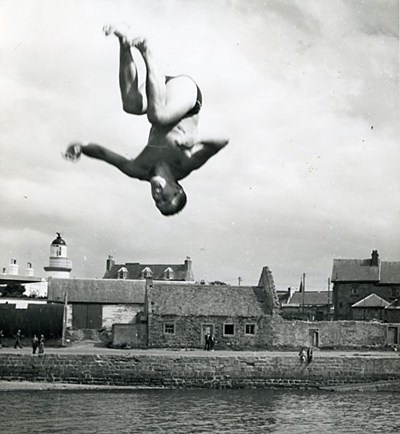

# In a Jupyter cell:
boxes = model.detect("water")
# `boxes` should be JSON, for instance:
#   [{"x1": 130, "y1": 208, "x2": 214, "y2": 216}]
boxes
[{"x1": 1, "y1": 388, "x2": 399, "y2": 434}]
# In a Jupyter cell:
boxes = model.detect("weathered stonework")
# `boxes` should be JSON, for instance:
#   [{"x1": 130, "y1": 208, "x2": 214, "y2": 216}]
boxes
[{"x1": 0, "y1": 353, "x2": 399, "y2": 389}]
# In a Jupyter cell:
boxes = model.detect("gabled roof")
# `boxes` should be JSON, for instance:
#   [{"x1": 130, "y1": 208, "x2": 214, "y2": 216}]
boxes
[
  {"x1": 351, "y1": 293, "x2": 389, "y2": 308},
  {"x1": 331, "y1": 258, "x2": 400, "y2": 284},
  {"x1": 47, "y1": 278, "x2": 146, "y2": 304},
  {"x1": 103, "y1": 263, "x2": 189, "y2": 280},
  {"x1": 385, "y1": 298, "x2": 400, "y2": 310},
  {"x1": 148, "y1": 283, "x2": 268, "y2": 317},
  {"x1": 284, "y1": 291, "x2": 331, "y2": 306}
]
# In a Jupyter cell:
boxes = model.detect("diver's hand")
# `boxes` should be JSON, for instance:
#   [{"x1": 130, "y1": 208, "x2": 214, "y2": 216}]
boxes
[{"x1": 63, "y1": 142, "x2": 83, "y2": 162}]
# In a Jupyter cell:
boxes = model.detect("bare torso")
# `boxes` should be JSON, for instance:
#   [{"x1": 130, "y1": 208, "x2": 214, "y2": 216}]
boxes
[{"x1": 128, "y1": 113, "x2": 200, "y2": 181}]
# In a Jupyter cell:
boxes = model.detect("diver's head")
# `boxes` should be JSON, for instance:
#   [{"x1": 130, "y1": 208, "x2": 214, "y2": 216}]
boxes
[{"x1": 150, "y1": 176, "x2": 187, "y2": 216}]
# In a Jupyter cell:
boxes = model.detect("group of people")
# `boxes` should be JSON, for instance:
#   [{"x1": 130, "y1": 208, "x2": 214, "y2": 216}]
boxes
[
  {"x1": 298, "y1": 347, "x2": 313, "y2": 364},
  {"x1": 31, "y1": 334, "x2": 45, "y2": 355},
  {"x1": 0, "y1": 329, "x2": 45, "y2": 355}
]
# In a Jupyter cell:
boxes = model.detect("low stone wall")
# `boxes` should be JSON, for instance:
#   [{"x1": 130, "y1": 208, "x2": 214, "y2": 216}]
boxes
[{"x1": 1, "y1": 352, "x2": 399, "y2": 389}]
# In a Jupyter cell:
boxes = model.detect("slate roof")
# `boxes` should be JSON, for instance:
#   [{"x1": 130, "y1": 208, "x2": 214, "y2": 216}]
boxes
[
  {"x1": 277, "y1": 290, "x2": 291, "y2": 304},
  {"x1": 380, "y1": 262, "x2": 400, "y2": 284},
  {"x1": 352, "y1": 293, "x2": 390, "y2": 308},
  {"x1": 148, "y1": 284, "x2": 267, "y2": 317},
  {"x1": 284, "y1": 291, "x2": 331, "y2": 306},
  {"x1": 332, "y1": 258, "x2": 400, "y2": 284},
  {"x1": 47, "y1": 278, "x2": 146, "y2": 304},
  {"x1": 103, "y1": 263, "x2": 189, "y2": 280},
  {"x1": 331, "y1": 259, "x2": 380, "y2": 282}
]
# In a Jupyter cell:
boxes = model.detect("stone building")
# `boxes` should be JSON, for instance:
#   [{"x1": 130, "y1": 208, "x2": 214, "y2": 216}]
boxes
[
  {"x1": 145, "y1": 267, "x2": 280, "y2": 350},
  {"x1": 103, "y1": 256, "x2": 194, "y2": 281},
  {"x1": 331, "y1": 250, "x2": 400, "y2": 320},
  {"x1": 47, "y1": 278, "x2": 145, "y2": 330}
]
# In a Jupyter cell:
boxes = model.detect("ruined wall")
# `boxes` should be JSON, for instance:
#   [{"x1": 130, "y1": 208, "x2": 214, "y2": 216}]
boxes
[
  {"x1": 270, "y1": 317, "x2": 399, "y2": 349},
  {"x1": 0, "y1": 352, "x2": 399, "y2": 389},
  {"x1": 112, "y1": 323, "x2": 147, "y2": 348}
]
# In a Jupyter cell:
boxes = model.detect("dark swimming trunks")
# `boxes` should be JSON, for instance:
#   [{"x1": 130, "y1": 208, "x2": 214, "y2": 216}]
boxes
[{"x1": 165, "y1": 75, "x2": 202, "y2": 116}]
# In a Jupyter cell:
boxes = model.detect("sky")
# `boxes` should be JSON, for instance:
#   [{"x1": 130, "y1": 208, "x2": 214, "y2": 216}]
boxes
[{"x1": 0, "y1": 0, "x2": 399, "y2": 290}]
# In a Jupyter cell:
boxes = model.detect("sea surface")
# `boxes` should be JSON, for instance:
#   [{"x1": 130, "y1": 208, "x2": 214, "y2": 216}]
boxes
[{"x1": 1, "y1": 388, "x2": 399, "y2": 433}]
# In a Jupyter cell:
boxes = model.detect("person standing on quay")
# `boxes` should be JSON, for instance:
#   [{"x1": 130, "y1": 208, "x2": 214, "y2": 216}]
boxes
[
  {"x1": 31, "y1": 334, "x2": 39, "y2": 355},
  {"x1": 14, "y1": 329, "x2": 23, "y2": 349},
  {"x1": 38, "y1": 334, "x2": 45, "y2": 356},
  {"x1": 307, "y1": 347, "x2": 313, "y2": 363}
]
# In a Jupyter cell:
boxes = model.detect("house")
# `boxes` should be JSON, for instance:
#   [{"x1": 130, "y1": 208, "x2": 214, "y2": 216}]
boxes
[
  {"x1": 103, "y1": 255, "x2": 194, "y2": 281},
  {"x1": 280, "y1": 290, "x2": 333, "y2": 321},
  {"x1": 144, "y1": 266, "x2": 280, "y2": 350},
  {"x1": 47, "y1": 278, "x2": 146, "y2": 330},
  {"x1": 351, "y1": 293, "x2": 390, "y2": 321},
  {"x1": 331, "y1": 250, "x2": 400, "y2": 320}
]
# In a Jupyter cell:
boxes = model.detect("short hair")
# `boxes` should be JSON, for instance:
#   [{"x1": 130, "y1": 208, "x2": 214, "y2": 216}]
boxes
[{"x1": 158, "y1": 185, "x2": 187, "y2": 216}]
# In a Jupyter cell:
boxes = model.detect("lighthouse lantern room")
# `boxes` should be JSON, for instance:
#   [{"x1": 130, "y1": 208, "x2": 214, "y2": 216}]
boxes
[{"x1": 44, "y1": 233, "x2": 72, "y2": 278}]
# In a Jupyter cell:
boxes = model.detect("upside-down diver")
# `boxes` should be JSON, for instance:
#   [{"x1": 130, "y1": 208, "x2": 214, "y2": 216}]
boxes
[{"x1": 64, "y1": 26, "x2": 229, "y2": 216}]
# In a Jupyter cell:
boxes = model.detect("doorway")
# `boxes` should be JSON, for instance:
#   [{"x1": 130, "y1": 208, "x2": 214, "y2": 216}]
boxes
[
  {"x1": 387, "y1": 327, "x2": 398, "y2": 345},
  {"x1": 309, "y1": 329, "x2": 319, "y2": 347},
  {"x1": 201, "y1": 324, "x2": 214, "y2": 347},
  {"x1": 72, "y1": 304, "x2": 102, "y2": 329}
]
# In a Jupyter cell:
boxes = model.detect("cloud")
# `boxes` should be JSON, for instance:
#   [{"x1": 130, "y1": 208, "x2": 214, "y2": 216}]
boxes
[{"x1": 0, "y1": 0, "x2": 398, "y2": 290}]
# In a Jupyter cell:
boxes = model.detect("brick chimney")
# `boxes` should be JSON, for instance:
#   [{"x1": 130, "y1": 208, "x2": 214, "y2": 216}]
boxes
[
  {"x1": 26, "y1": 262, "x2": 34, "y2": 276},
  {"x1": 184, "y1": 256, "x2": 194, "y2": 281},
  {"x1": 8, "y1": 259, "x2": 18, "y2": 275},
  {"x1": 106, "y1": 255, "x2": 115, "y2": 272},
  {"x1": 371, "y1": 250, "x2": 379, "y2": 266}
]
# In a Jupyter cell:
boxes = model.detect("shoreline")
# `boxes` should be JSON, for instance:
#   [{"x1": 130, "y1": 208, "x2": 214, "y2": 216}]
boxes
[{"x1": 0, "y1": 380, "x2": 166, "y2": 391}]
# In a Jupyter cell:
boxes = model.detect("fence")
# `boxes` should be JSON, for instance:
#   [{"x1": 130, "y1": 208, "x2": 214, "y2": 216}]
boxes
[{"x1": 0, "y1": 302, "x2": 63, "y2": 338}]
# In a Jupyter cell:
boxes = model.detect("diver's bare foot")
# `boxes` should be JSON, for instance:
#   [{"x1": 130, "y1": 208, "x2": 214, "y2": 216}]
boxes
[
  {"x1": 131, "y1": 37, "x2": 148, "y2": 53},
  {"x1": 103, "y1": 24, "x2": 132, "y2": 46}
]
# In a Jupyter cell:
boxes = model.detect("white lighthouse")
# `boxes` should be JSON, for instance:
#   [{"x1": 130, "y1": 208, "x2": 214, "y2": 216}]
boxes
[{"x1": 44, "y1": 233, "x2": 72, "y2": 278}]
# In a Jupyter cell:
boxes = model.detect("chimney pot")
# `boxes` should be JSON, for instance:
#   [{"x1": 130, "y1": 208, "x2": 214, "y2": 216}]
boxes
[{"x1": 371, "y1": 250, "x2": 379, "y2": 266}]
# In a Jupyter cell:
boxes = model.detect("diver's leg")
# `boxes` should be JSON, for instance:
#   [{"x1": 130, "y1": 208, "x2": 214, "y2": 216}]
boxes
[
  {"x1": 103, "y1": 25, "x2": 147, "y2": 114},
  {"x1": 133, "y1": 37, "x2": 197, "y2": 125}
]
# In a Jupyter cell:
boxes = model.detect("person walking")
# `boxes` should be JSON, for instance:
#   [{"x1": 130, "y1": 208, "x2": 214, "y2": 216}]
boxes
[
  {"x1": 31, "y1": 334, "x2": 39, "y2": 354},
  {"x1": 14, "y1": 330, "x2": 23, "y2": 349}
]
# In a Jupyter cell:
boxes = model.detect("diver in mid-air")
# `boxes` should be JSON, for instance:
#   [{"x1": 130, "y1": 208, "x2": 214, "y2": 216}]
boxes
[{"x1": 64, "y1": 25, "x2": 228, "y2": 216}]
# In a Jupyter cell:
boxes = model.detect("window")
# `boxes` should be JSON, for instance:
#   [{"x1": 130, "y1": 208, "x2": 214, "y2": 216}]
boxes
[
  {"x1": 141, "y1": 267, "x2": 153, "y2": 279},
  {"x1": 164, "y1": 323, "x2": 175, "y2": 335},
  {"x1": 117, "y1": 267, "x2": 128, "y2": 279},
  {"x1": 245, "y1": 324, "x2": 256, "y2": 335},
  {"x1": 163, "y1": 267, "x2": 174, "y2": 280},
  {"x1": 351, "y1": 287, "x2": 358, "y2": 296},
  {"x1": 223, "y1": 323, "x2": 235, "y2": 336}
]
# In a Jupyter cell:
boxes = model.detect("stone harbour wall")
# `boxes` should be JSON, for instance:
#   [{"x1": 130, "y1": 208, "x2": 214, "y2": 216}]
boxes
[{"x1": 0, "y1": 353, "x2": 399, "y2": 389}]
